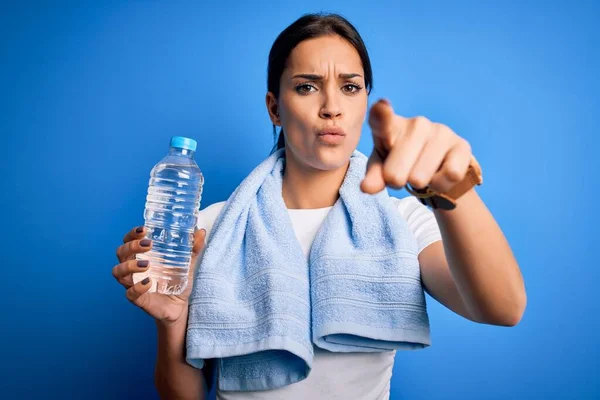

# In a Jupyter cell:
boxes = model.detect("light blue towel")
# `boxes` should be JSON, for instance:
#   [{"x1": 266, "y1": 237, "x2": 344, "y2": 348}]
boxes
[{"x1": 186, "y1": 149, "x2": 430, "y2": 392}]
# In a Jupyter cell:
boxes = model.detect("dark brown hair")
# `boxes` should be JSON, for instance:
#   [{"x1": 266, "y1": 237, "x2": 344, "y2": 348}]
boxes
[{"x1": 267, "y1": 13, "x2": 373, "y2": 154}]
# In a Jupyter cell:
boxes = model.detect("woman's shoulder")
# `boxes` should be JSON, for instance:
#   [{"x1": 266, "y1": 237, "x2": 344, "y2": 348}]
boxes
[{"x1": 197, "y1": 197, "x2": 426, "y2": 226}]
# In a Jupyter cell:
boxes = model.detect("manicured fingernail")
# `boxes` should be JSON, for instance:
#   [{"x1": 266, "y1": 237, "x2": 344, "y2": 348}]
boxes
[
  {"x1": 140, "y1": 239, "x2": 151, "y2": 247},
  {"x1": 136, "y1": 226, "x2": 144, "y2": 233},
  {"x1": 137, "y1": 260, "x2": 149, "y2": 268},
  {"x1": 141, "y1": 277, "x2": 150, "y2": 285}
]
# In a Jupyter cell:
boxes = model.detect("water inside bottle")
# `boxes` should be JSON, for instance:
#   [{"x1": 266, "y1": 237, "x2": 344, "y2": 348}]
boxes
[{"x1": 134, "y1": 143, "x2": 203, "y2": 295}]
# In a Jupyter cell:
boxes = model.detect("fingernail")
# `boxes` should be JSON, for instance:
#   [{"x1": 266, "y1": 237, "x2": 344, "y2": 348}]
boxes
[
  {"x1": 136, "y1": 226, "x2": 144, "y2": 233},
  {"x1": 137, "y1": 260, "x2": 149, "y2": 268},
  {"x1": 380, "y1": 98, "x2": 391, "y2": 105},
  {"x1": 141, "y1": 277, "x2": 150, "y2": 285},
  {"x1": 140, "y1": 239, "x2": 151, "y2": 247}
]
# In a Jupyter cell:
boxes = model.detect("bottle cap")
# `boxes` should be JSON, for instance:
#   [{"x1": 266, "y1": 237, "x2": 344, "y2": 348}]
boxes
[{"x1": 170, "y1": 136, "x2": 197, "y2": 152}]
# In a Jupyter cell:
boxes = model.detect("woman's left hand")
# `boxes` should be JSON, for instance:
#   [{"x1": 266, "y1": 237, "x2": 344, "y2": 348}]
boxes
[{"x1": 360, "y1": 99, "x2": 473, "y2": 195}]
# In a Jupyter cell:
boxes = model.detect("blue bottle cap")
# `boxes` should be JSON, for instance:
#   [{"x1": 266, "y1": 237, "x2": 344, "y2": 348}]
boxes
[{"x1": 170, "y1": 136, "x2": 197, "y2": 152}]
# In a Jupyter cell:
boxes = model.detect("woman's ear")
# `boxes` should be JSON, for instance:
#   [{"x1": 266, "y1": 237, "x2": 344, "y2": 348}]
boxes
[{"x1": 266, "y1": 92, "x2": 281, "y2": 126}]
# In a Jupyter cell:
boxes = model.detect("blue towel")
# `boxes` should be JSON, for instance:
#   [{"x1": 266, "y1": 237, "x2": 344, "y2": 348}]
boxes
[{"x1": 186, "y1": 149, "x2": 430, "y2": 391}]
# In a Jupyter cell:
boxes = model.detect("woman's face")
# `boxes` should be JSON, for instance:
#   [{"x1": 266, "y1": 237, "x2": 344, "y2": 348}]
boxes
[{"x1": 270, "y1": 34, "x2": 368, "y2": 171}]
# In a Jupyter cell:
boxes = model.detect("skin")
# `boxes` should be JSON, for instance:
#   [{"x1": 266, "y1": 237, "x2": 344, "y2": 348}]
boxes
[
  {"x1": 113, "y1": 34, "x2": 527, "y2": 399},
  {"x1": 269, "y1": 35, "x2": 368, "y2": 209}
]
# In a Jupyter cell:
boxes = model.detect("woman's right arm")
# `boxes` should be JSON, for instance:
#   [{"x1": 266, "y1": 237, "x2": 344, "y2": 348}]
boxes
[
  {"x1": 113, "y1": 226, "x2": 210, "y2": 399},
  {"x1": 155, "y1": 309, "x2": 207, "y2": 400}
]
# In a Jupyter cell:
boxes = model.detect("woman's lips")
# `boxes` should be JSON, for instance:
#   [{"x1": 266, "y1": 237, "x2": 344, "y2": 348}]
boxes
[{"x1": 317, "y1": 126, "x2": 346, "y2": 145}]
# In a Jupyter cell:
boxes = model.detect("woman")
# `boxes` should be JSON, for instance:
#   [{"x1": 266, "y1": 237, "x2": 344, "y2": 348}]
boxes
[{"x1": 113, "y1": 13, "x2": 526, "y2": 400}]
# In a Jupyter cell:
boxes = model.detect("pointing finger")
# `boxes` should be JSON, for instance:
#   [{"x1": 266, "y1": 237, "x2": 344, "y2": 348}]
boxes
[{"x1": 369, "y1": 99, "x2": 402, "y2": 149}]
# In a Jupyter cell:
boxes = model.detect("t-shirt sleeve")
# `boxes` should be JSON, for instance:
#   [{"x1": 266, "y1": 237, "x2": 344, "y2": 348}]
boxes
[
  {"x1": 193, "y1": 201, "x2": 226, "y2": 273},
  {"x1": 391, "y1": 196, "x2": 442, "y2": 254},
  {"x1": 196, "y1": 201, "x2": 226, "y2": 243}
]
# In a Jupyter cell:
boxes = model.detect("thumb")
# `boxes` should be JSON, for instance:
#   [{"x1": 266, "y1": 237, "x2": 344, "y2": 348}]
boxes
[
  {"x1": 192, "y1": 228, "x2": 207, "y2": 258},
  {"x1": 187, "y1": 228, "x2": 206, "y2": 281},
  {"x1": 361, "y1": 149, "x2": 386, "y2": 194}
]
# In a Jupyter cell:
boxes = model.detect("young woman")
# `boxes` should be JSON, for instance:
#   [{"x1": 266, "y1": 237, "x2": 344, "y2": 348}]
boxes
[{"x1": 113, "y1": 13, "x2": 526, "y2": 400}]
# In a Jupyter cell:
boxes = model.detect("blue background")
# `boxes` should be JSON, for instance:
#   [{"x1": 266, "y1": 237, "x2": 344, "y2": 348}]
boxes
[{"x1": 1, "y1": 1, "x2": 598, "y2": 399}]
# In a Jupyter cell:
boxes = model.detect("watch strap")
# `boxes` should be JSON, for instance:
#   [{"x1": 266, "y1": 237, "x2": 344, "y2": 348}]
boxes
[{"x1": 406, "y1": 155, "x2": 483, "y2": 210}]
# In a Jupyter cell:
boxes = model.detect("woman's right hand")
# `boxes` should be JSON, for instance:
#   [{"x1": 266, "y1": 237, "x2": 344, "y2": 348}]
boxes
[{"x1": 112, "y1": 226, "x2": 207, "y2": 326}]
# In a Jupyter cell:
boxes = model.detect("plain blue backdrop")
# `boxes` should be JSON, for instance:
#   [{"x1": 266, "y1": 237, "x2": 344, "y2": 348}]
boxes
[{"x1": 1, "y1": 1, "x2": 598, "y2": 399}]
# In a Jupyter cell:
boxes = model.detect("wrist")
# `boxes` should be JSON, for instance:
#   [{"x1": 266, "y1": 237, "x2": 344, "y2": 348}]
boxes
[
  {"x1": 433, "y1": 186, "x2": 479, "y2": 216},
  {"x1": 156, "y1": 307, "x2": 189, "y2": 360},
  {"x1": 407, "y1": 155, "x2": 482, "y2": 210},
  {"x1": 156, "y1": 304, "x2": 190, "y2": 330}
]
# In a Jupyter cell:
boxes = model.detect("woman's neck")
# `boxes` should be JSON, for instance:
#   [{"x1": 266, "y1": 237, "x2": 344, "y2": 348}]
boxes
[{"x1": 281, "y1": 149, "x2": 349, "y2": 210}]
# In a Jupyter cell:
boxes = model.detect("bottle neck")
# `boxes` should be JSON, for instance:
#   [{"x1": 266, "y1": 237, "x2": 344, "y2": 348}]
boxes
[{"x1": 169, "y1": 147, "x2": 195, "y2": 158}]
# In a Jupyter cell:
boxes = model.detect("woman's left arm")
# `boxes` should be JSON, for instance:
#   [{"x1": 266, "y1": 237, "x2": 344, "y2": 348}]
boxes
[
  {"x1": 420, "y1": 189, "x2": 526, "y2": 326},
  {"x1": 361, "y1": 99, "x2": 527, "y2": 326}
]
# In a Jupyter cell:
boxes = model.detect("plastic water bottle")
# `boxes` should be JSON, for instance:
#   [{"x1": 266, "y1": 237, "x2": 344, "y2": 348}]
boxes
[{"x1": 133, "y1": 136, "x2": 204, "y2": 295}]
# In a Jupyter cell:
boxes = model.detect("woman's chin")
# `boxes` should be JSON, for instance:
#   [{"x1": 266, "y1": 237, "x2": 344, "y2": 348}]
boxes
[
  {"x1": 286, "y1": 141, "x2": 356, "y2": 171},
  {"x1": 308, "y1": 146, "x2": 354, "y2": 171}
]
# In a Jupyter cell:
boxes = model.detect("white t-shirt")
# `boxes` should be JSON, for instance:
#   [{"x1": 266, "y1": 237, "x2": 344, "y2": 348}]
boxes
[{"x1": 195, "y1": 196, "x2": 442, "y2": 400}]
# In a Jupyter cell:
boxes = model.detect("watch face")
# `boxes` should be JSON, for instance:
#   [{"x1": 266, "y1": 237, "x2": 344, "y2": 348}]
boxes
[{"x1": 429, "y1": 195, "x2": 457, "y2": 210}]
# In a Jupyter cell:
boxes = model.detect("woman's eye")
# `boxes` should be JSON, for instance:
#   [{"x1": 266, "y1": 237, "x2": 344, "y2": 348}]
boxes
[
  {"x1": 296, "y1": 84, "x2": 316, "y2": 94},
  {"x1": 342, "y1": 84, "x2": 362, "y2": 94}
]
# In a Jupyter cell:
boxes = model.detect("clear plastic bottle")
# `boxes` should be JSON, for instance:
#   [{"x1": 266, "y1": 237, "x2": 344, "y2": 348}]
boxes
[{"x1": 133, "y1": 136, "x2": 204, "y2": 295}]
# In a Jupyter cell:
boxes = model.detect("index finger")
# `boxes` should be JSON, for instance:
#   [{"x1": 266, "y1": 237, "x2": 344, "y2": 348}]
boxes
[
  {"x1": 123, "y1": 226, "x2": 146, "y2": 244},
  {"x1": 368, "y1": 99, "x2": 407, "y2": 149},
  {"x1": 368, "y1": 99, "x2": 395, "y2": 133}
]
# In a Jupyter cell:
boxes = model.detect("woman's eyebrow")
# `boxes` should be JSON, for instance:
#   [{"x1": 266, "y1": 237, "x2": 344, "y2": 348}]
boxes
[{"x1": 292, "y1": 73, "x2": 363, "y2": 80}]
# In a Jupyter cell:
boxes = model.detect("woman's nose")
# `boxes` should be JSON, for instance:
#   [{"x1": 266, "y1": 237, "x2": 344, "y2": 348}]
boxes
[{"x1": 319, "y1": 93, "x2": 342, "y2": 120}]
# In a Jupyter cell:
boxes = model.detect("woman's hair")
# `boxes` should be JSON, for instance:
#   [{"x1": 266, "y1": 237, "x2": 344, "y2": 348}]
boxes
[{"x1": 267, "y1": 13, "x2": 373, "y2": 154}]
